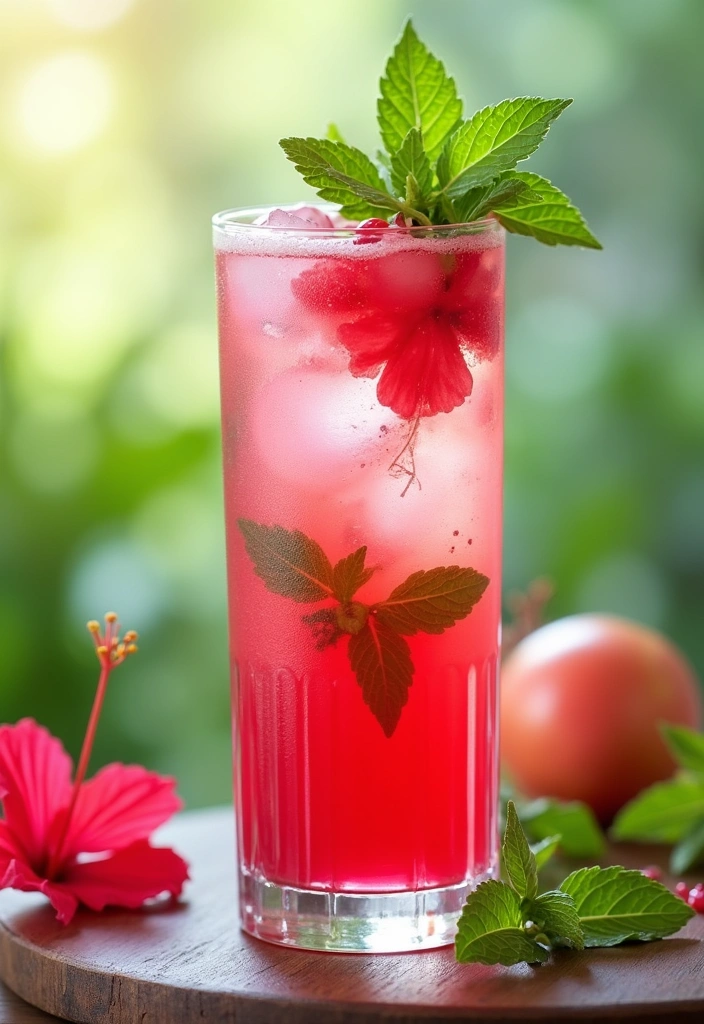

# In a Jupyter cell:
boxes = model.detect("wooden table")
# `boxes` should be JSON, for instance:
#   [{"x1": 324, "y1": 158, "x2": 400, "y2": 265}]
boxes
[{"x1": 0, "y1": 808, "x2": 702, "y2": 1024}]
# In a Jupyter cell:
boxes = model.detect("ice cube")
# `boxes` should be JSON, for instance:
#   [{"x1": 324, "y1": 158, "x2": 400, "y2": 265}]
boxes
[{"x1": 251, "y1": 368, "x2": 389, "y2": 491}]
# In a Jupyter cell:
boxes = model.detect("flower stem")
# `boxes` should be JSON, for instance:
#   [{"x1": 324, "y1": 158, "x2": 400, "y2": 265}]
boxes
[{"x1": 46, "y1": 660, "x2": 113, "y2": 879}]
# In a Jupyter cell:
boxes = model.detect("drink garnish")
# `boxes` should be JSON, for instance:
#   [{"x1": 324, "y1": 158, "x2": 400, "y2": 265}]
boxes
[
  {"x1": 280, "y1": 19, "x2": 601, "y2": 246},
  {"x1": 238, "y1": 519, "x2": 488, "y2": 736},
  {"x1": 455, "y1": 801, "x2": 694, "y2": 966}
]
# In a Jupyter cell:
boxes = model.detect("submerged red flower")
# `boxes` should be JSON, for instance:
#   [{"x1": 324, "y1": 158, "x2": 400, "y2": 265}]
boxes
[
  {"x1": 0, "y1": 616, "x2": 188, "y2": 924},
  {"x1": 292, "y1": 244, "x2": 503, "y2": 420}
]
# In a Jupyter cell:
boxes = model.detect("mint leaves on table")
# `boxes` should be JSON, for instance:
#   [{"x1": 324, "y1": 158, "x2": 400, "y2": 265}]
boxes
[
  {"x1": 612, "y1": 724, "x2": 704, "y2": 872},
  {"x1": 279, "y1": 19, "x2": 601, "y2": 247},
  {"x1": 455, "y1": 800, "x2": 694, "y2": 966},
  {"x1": 560, "y1": 865, "x2": 694, "y2": 947},
  {"x1": 237, "y1": 519, "x2": 488, "y2": 737}
]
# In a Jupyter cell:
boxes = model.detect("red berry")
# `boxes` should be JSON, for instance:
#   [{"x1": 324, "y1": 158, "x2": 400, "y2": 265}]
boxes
[
  {"x1": 640, "y1": 865, "x2": 662, "y2": 881},
  {"x1": 689, "y1": 890, "x2": 704, "y2": 914},
  {"x1": 391, "y1": 212, "x2": 408, "y2": 227},
  {"x1": 353, "y1": 218, "x2": 389, "y2": 245},
  {"x1": 676, "y1": 881, "x2": 689, "y2": 899}
]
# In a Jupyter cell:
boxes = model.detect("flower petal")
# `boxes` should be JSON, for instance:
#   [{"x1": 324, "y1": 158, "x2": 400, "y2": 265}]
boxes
[
  {"x1": 1, "y1": 857, "x2": 78, "y2": 925},
  {"x1": 0, "y1": 719, "x2": 72, "y2": 868},
  {"x1": 377, "y1": 319, "x2": 473, "y2": 418},
  {"x1": 0, "y1": 821, "x2": 23, "y2": 876},
  {"x1": 62, "y1": 764, "x2": 182, "y2": 859},
  {"x1": 338, "y1": 313, "x2": 405, "y2": 377},
  {"x1": 61, "y1": 839, "x2": 189, "y2": 912}
]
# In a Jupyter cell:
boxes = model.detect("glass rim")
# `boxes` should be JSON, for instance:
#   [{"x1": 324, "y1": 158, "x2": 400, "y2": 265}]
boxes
[{"x1": 212, "y1": 203, "x2": 501, "y2": 238}]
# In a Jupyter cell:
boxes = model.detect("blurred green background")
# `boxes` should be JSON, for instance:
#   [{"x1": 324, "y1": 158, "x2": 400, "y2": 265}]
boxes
[{"x1": 1, "y1": 0, "x2": 703, "y2": 809}]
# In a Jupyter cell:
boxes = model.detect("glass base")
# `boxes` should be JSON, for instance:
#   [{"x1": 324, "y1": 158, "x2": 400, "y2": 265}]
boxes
[{"x1": 239, "y1": 866, "x2": 497, "y2": 953}]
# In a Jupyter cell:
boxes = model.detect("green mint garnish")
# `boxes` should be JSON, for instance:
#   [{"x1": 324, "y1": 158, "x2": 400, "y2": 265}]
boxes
[
  {"x1": 492, "y1": 171, "x2": 602, "y2": 248},
  {"x1": 523, "y1": 890, "x2": 584, "y2": 951},
  {"x1": 662, "y1": 723, "x2": 704, "y2": 775},
  {"x1": 278, "y1": 137, "x2": 409, "y2": 222},
  {"x1": 435, "y1": 97, "x2": 571, "y2": 198},
  {"x1": 530, "y1": 834, "x2": 562, "y2": 870},
  {"x1": 502, "y1": 800, "x2": 538, "y2": 899},
  {"x1": 612, "y1": 777, "x2": 704, "y2": 844},
  {"x1": 377, "y1": 20, "x2": 463, "y2": 164},
  {"x1": 560, "y1": 865, "x2": 694, "y2": 947},
  {"x1": 278, "y1": 18, "x2": 601, "y2": 247},
  {"x1": 612, "y1": 723, "x2": 704, "y2": 872},
  {"x1": 237, "y1": 519, "x2": 488, "y2": 737},
  {"x1": 455, "y1": 800, "x2": 694, "y2": 967},
  {"x1": 456, "y1": 879, "x2": 550, "y2": 967},
  {"x1": 521, "y1": 796, "x2": 606, "y2": 859}
]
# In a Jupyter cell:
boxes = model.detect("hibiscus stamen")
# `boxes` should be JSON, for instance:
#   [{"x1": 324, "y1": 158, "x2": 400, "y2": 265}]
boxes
[{"x1": 46, "y1": 613, "x2": 138, "y2": 880}]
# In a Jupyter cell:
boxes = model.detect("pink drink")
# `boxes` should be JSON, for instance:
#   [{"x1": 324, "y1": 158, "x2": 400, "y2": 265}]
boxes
[{"x1": 214, "y1": 207, "x2": 504, "y2": 951}]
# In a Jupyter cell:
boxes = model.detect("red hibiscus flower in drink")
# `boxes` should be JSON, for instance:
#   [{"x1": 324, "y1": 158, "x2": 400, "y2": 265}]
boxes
[
  {"x1": 292, "y1": 239, "x2": 503, "y2": 420},
  {"x1": 0, "y1": 615, "x2": 189, "y2": 925}
]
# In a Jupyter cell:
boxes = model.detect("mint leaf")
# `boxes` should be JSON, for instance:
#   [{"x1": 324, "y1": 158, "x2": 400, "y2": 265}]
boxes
[
  {"x1": 437, "y1": 97, "x2": 571, "y2": 199},
  {"x1": 238, "y1": 520, "x2": 334, "y2": 602},
  {"x1": 455, "y1": 880, "x2": 548, "y2": 966},
  {"x1": 525, "y1": 890, "x2": 584, "y2": 950},
  {"x1": 332, "y1": 547, "x2": 375, "y2": 603},
  {"x1": 376, "y1": 566, "x2": 489, "y2": 635},
  {"x1": 531, "y1": 834, "x2": 562, "y2": 870},
  {"x1": 522, "y1": 798, "x2": 605, "y2": 859},
  {"x1": 661, "y1": 724, "x2": 704, "y2": 776},
  {"x1": 389, "y1": 128, "x2": 434, "y2": 201},
  {"x1": 454, "y1": 171, "x2": 544, "y2": 223},
  {"x1": 611, "y1": 777, "x2": 704, "y2": 843},
  {"x1": 671, "y1": 818, "x2": 704, "y2": 874},
  {"x1": 503, "y1": 800, "x2": 538, "y2": 899},
  {"x1": 348, "y1": 616, "x2": 413, "y2": 738},
  {"x1": 378, "y1": 20, "x2": 462, "y2": 164},
  {"x1": 326, "y1": 122, "x2": 345, "y2": 143},
  {"x1": 494, "y1": 171, "x2": 602, "y2": 248},
  {"x1": 560, "y1": 865, "x2": 694, "y2": 947},
  {"x1": 279, "y1": 137, "x2": 403, "y2": 220}
]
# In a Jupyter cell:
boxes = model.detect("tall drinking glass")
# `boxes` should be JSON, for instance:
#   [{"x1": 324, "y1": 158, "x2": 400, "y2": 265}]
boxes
[{"x1": 214, "y1": 207, "x2": 504, "y2": 952}]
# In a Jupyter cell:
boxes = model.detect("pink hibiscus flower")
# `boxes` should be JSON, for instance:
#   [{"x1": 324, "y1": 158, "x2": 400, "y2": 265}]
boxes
[
  {"x1": 292, "y1": 245, "x2": 502, "y2": 420},
  {"x1": 0, "y1": 616, "x2": 188, "y2": 924}
]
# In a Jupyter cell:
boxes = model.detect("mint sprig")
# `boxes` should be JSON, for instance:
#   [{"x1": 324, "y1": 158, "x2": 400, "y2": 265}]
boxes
[
  {"x1": 278, "y1": 19, "x2": 601, "y2": 248},
  {"x1": 377, "y1": 20, "x2": 462, "y2": 164},
  {"x1": 455, "y1": 800, "x2": 694, "y2": 967},
  {"x1": 237, "y1": 519, "x2": 488, "y2": 737},
  {"x1": 612, "y1": 723, "x2": 704, "y2": 872}
]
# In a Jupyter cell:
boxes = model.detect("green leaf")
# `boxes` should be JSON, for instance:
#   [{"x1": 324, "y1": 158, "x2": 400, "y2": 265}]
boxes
[
  {"x1": 525, "y1": 890, "x2": 584, "y2": 950},
  {"x1": 279, "y1": 137, "x2": 403, "y2": 220},
  {"x1": 347, "y1": 616, "x2": 414, "y2": 738},
  {"x1": 238, "y1": 520, "x2": 334, "y2": 602},
  {"x1": 332, "y1": 547, "x2": 375, "y2": 603},
  {"x1": 494, "y1": 171, "x2": 602, "y2": 249},
  {"x1": 326, "y1": 122, "x2": 345, "y2": 143},
  {"x1": 437, "y1": 97, "x2": 571, "y2": 199},
  {"x1": 376, "y1": 566, "x2": 489, "y2": 635},
  {"x1": 378, "y1": 20, "x2": 462, "y2": 164},
  {"x1": 560, "y1": 865, "x2": 694, "y2": 947},
  {"x1": 389, "y1": 128, "x2": 433, "y2": 199},
  {"x1": 453, "y1": 172, "x2": 543, "y2": 223},
  {"x1": 611, "y1": 777, "x2": 704, "y2": 843},
  {"x1": 671, "y1": 818, "x2": 704, "y2": 874},
  {"x1": 661, "y1": 724, "x2": 704, "y2": 776},
  {"x1": 522, "y1": 798, "x2": 605, "y2": 859},
  {"x1": 455, "y1": 880, "x2": 548, "y2": 966},
  {"x1": 503, "y1": 800, "x2": 538, "y2": 899},
  {"x1": 531, "y1": 834, "x2": 562, "y2": 870}
]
